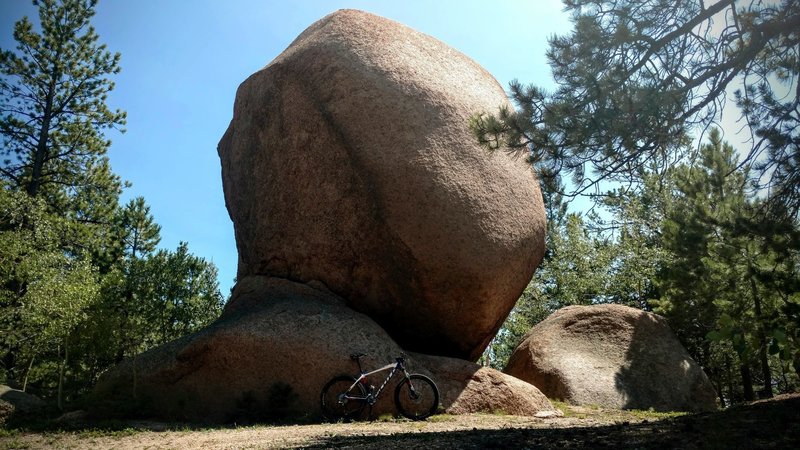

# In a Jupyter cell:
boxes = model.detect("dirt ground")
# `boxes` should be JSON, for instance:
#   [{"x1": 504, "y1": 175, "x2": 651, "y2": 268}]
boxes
[{"x1": 2, "y1": 394, "x2": 798, "y2": 449}]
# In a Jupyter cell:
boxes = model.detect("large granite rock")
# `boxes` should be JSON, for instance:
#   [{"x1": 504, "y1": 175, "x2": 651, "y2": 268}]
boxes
[
  {"x1": 92, "y1": 277, "x2": 556, "y2": 422},
  {"x1": 504, "y1": 304, "x2": 718, "y2": 412},
  {"x1": 217, "y1": 9, "x2": 546, "y2": 361}
]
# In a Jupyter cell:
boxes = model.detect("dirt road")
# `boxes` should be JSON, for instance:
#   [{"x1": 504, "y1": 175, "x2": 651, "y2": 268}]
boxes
[{"x1": 2, "y1": 394, "x2": 797, "y2": 449}]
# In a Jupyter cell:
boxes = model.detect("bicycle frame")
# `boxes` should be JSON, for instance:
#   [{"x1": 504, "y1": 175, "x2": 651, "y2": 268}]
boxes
[
  {"x1": 343, "y1": 360, "x2": 408, "y2": 405},
  {"x1": 321, "y1": 354, "x2": 439, "y2": 421}
]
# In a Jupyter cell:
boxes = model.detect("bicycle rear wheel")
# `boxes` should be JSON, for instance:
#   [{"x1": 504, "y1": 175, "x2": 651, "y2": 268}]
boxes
[
  {"x1": 320, "y1": 375, "x2": 366, "y2": 422},
  {"x1": 394, "y1": 374, "x2": 439, "y2": 420}
]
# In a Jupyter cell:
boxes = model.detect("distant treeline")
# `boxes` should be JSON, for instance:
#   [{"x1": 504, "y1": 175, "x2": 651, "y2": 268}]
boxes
[{"x1": 1, "y1": 0, "x2": 223, "y2": 409}]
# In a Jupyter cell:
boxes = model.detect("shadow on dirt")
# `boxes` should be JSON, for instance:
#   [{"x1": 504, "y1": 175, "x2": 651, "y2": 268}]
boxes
[{"x1": 302, "y1": 395, "x2": 800, "y2": 449}]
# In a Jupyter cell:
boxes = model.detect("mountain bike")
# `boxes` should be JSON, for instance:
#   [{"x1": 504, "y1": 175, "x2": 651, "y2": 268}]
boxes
[{"x1": 320, "y1": 353, "x2": 440, "y2": 421}]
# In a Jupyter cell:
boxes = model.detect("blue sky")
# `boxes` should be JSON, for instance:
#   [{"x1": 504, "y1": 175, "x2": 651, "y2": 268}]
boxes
[{"x1": 0, "y1": 0, "x2": 572, "y2": 296}]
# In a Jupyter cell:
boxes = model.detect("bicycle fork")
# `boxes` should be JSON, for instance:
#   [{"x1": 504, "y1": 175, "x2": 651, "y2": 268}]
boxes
[{"x1": 401, "y1": 370, "x2": 421, "y2": 400}]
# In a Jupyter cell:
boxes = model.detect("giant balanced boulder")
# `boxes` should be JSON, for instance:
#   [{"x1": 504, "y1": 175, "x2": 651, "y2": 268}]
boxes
[
  {"x1": 504, "y1": 304, "x2": 718, "y2": 412},
  {"x1": 218, "y1": 9, "x2": 546, "y2": 361}
]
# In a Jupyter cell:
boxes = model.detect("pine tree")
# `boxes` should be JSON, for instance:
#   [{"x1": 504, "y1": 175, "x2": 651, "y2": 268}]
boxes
[
  {"x1": 654, "y1": 129, "x2": 789, "y2": 401},
  {"x1": 118, "y1": 197, "x2": 161, "y2": 259},
  {"x1": 0, "y1": 0, "x2": 126, "y2": 204}
]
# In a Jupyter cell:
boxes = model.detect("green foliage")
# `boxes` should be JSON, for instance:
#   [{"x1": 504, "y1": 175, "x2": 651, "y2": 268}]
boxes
[
  {"x1": 0, "y1": 187, "x2": 99, "y2": 379},
  {"x1": 537, "y1": 214, "x2": 614, "y2": 306},
  {"x1": 136, "y1": 242, "x2": 224, "y2": 347},
  {"x1": 118, "y1": 197, "x2": 161, "y2": 259},
  {"x1": 652, "y1": 129, "x2": 800, "y2": 400},
  {"x1": 476, "y1": 0, "x2": 799, "y2": 404}
]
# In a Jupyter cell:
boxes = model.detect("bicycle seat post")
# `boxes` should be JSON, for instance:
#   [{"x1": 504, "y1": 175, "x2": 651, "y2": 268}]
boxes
[{"x1": 350, "y1": 353, "x2": 366, "y2": 374}]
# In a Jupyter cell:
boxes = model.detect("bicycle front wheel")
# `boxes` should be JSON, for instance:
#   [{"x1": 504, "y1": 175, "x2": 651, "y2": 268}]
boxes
[
  {"x1": 320, "y1": 375, "x2": 366, "y2": 422},
  {"x1": 394, "y1": 374, "x2": 439, "y2": 420}
]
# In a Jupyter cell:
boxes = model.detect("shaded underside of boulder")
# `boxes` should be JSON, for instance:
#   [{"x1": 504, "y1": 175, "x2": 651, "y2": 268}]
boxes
[
  {"x1": 504, "y1": 304, "x2": 717, "y2": 412},
  {"x1": 92, "y1": 277, "x2": 555, "y2": 422},
  {"x1": 217, "y1": 8, "x2": 546, "y2": 361}
]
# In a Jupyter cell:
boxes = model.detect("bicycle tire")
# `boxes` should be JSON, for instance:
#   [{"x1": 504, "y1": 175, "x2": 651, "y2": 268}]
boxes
[
  {"x1": 320, "y1": 375, "x2": 366, "y2": 422},
  {"x1": 394, "y1": 374, "x2": 439, "y2": 420}
]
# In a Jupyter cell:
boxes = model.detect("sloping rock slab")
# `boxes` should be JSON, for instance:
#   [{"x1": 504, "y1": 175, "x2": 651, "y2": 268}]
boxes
[
  {"x1": 92, "y1": 277, "x2": 555, "y2": 422},
  {"x1": 504, "y1": 304, "x2": 717, "y2": 412}
]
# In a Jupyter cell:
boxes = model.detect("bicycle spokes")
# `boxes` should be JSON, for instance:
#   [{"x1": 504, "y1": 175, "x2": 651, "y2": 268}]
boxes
[
  {"x1": 394, "y1": 374, "x2": 439, "y2": 420},
  {"x1": 321, "y1": 376, "x2": 366, "y2": 421}
]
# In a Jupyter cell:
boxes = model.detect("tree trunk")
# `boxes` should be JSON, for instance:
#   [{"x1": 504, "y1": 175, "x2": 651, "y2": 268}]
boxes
[
  {"x1": 132, "y1": 353, "x2": 138, "y2": 401},
  {"x1": 740, "y1": 361, "x2": 755, "y2": 401},
  {"x1": 748, "y1": 263, "x2": 772, "y2": 398},
  {"x1": 726, "y1": 353, "x2": 736, "y2": 404},
  {"x1": 57, "y1": 341, "x2": 68, "y2": 411},
  {"x1": 714, "y1": 378, "x2": 726, "y2": 408},
  {"x1": 26, "y1": 67, "x2": 58, "y2": 198},
  {"x1": 780, "y1": 359, "x2": 790, "y2": 392},
  {"x1": 756, "y1": 335, "x2": 772, "y2": 398},
  {"x1": 22, "y1": 354, "x2": 35, "y2": 392}
]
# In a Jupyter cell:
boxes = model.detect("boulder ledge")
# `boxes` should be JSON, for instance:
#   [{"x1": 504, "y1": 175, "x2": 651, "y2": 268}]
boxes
[{"x1": 92, "y1": 277, "x2": 556, "y2": 422}]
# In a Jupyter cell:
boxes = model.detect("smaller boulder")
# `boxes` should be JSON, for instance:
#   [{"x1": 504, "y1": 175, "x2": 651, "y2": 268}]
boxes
[
  {"x1": 410, "y1": 352, "x2": 555, "y2": 416},
  {"x1": 504, "y1": 304, "x2": 717, "y2": 412},
  {"x1": 0, "y1": 385, "x2": 46, "y2": 424}
]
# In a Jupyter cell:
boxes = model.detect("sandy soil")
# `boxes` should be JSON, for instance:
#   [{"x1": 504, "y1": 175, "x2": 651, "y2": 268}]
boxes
[{"x1": 2, "y1": 394, "x2": 798, "y2": 449}]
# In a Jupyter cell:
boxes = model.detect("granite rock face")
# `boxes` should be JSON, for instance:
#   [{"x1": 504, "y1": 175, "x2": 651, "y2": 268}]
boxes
[
  {"x1": 217, "y1": 9, "x2": 546, "y2": 361},
  {"x1": 504, "y1": 304, "x2": 718, "y2": 412},
  {"x1": 92, "y1": 277, "x2": 556, "y2": 422}
]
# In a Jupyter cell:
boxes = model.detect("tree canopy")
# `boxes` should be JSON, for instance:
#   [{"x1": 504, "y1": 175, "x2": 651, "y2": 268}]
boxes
[
  {"x1": 0, "y1": 0, "x2": 223, "y2": 409},
  {"x1": 486, "y1": 130, "x2": 800, "y2": 403},
  {"x1": 472, "y1": 0, "x2": 799, "y2": 215}
]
